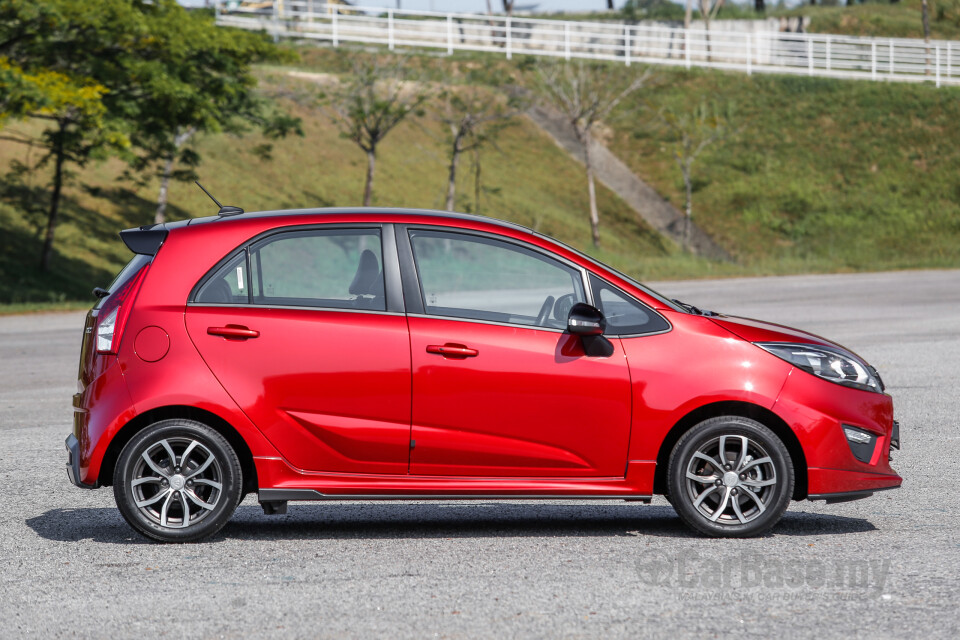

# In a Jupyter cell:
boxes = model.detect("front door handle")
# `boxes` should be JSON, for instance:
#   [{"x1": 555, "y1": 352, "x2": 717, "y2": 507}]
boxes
[
  {"x1": 208, "y1": 325, "x2": 260, "y2": 340},
  {"x1": 426, "y1": 344, "x2": 479, "y2": 358}
]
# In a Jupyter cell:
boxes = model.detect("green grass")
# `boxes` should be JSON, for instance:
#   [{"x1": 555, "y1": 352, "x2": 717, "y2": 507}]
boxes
[
  {"x1": 538, "y1": 1, "x2": 960, "y2": 40},
  {"x1": 0, "y1": 67, "x2": 676, "y2": 304},
  {"x1": 3, "y1": 46, "x2": 959, "y2": 308},
  {"x1": 607, "y1": 66, "x2": 960, "y2": 272},
  {"x1": 781, "y1": 1, "x2": 960, "y2": 40}
]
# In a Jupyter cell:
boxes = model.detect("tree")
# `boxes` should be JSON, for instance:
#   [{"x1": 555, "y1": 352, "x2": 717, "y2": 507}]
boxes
[
  {"x1": 659, "y1": 100, "x2": 737, "y2": 249},
  {"x1": 1, "y1": 0, "x2": 300, "y2": 271},
  {"x1": 533, "y1": 61, "x2": 650, "y2": 248},
  {"x1": 698, "y1": 0, "x2": 726, "y2": 62},
  {"x1": 922, "y1": 0, "x2": 931, "y2": 75},
  {"x1": 323, "y1": 59, "x2": 430, "y2": 206},
  {"x1": 432, "y1": 87, "x2": 522, "y2": 211},
  {"x1": 109, "y1": 1, "x2": 301, "y2": 223}
]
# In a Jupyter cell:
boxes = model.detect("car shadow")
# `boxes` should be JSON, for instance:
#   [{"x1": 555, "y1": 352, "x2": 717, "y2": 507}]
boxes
[{"x1": 26, "y1": 503, "x2": 876, "y2": 544}]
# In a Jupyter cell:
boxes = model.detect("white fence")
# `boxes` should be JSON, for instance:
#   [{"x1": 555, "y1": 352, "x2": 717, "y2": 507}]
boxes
[{"x1": 216, "y1": 1, "x2": 960, "y2": 87}]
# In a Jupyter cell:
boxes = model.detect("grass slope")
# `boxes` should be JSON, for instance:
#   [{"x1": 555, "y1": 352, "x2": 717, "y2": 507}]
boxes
[
  {"x1": 609, "y1": 66, "x2": 960, "y2": 272},
  {"x1": 0, "y1": 69, "x2": 677, "y2": 305}
]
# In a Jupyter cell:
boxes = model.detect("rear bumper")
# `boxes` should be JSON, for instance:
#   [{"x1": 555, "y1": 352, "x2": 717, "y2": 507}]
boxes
[{"x1": 65, "y1": 434, "x2": 97, "y2": 489}]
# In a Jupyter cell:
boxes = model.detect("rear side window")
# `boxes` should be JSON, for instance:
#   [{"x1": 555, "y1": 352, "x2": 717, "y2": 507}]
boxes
[
  {"x1": 194, "y1": 228, "x2": 385, "y2": 311},
  {"x1": 590, "y1": 275, "x2": 669, "y2": 336},
  {"x1": 195, "y1": 252, "x2": 249, "y2": 305}
]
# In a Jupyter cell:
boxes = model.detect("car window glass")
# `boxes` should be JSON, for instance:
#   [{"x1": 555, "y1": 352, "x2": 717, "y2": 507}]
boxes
[
  {"x1": 195, "y1": 252, "x2": 249, "y2": 305},
  {"x1": 250, "y1": 229, "x2": 384, "y2": 311},
  {"x1": 591, "y1": 275, "x2": 670, "y2": 335},
  {"x1": 409, "y1": 230, "x2": 585, "y2": 328}
]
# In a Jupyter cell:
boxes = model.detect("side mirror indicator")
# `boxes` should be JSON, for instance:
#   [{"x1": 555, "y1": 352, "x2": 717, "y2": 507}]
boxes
[{"x1": 567, "y1": 303, "x2": 606, "y2": 337}]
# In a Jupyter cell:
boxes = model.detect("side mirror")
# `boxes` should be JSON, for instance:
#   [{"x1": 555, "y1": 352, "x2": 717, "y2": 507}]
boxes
[
  {"x1": 567, "y1": 303, "x2": 606, "y2": 336},
  {"x1": 567, "y1": 303, "x2": 614, "y2": 357}
]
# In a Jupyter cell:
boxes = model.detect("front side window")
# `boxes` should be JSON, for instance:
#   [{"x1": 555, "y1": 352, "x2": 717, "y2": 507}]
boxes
[
  {"x1": 409, "y1": 229, "x2": 585, "y2": 329},
  {"x1": 195, "y1": 229, "x2": 385, "y2": 311},
  {"x1": 590, "y1": 275, "x2": 670, "y2": 336}
]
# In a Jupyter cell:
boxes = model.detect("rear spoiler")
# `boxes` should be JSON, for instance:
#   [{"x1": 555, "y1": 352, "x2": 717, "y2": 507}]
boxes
[{"x1": 119, "y1": 226, "x2": 168, "y2": 256}]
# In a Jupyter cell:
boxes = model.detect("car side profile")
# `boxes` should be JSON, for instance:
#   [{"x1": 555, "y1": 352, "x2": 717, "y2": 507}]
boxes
[{"x1": 67, "y1": 207, "x2": 902, "y2": 542}]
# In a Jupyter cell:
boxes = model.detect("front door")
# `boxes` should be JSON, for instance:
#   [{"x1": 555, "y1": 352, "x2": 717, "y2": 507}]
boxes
[
  {"x1": 186, "y1": 226, "x2": 411, "y2": 474},
  {"x1": 403, "y1": 228, "x2": 633, "y2": 477}
]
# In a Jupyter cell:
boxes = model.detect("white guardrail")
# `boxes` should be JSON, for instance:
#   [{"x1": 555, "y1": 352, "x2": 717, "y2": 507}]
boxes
[{"x1": 216, "y1": 1, "x2": 959, "y2": 87}]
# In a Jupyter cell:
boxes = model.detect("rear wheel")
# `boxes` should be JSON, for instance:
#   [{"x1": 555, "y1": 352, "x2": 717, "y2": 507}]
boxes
[
  {"x1": 667, "y1": 416, "x2": 794, "y2": 537},
  {"x1": 113, "y1": 419, "x2": 242, "y2": 543}
]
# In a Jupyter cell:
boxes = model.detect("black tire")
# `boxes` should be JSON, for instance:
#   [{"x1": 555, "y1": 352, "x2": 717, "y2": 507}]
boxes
[
  {"x1": 113, "y1": 419, "x2": 242, "y2": 543},
  {"x1": 666, "y1": 416, "x2": 794, "y2": 538}
]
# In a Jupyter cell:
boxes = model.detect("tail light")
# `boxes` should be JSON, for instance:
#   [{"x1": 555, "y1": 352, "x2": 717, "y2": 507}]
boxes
[{"x1": 95, "y1": 265, "x2": 149, "y2": 355}]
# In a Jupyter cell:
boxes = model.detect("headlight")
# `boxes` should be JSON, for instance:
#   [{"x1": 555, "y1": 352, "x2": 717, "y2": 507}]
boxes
[{"x1": 755, "y1": 342, "x2": 883, "y2": 393}]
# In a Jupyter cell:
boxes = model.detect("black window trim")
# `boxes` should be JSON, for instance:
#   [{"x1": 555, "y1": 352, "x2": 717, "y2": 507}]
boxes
[
  {"x1": 396, "y1": 224, "x2": 594, "y2": 330},
  {"x1": 188, "y1": 223, "x2": 404, "y2": 314}
]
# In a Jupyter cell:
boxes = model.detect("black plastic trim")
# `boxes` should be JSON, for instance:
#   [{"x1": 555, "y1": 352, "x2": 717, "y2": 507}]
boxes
[
  {"x1": 394, "y1": 224, "x2": 425, "y2": 315},
  {"x1": 65, "y1": 435, "x2": 97, "y2": 489},
  {"x1": 120, "y1": 227, "x2": 168, "y2": 256},
  {"x1": 258, "y1": 489, "x2": 654, "y2": 502},
  {"x1": 807, "y1": 484, "x2": 899, "y2": 504},
  {"x1": 381, "y1": 223, "x2": 405, "y2": 314}
]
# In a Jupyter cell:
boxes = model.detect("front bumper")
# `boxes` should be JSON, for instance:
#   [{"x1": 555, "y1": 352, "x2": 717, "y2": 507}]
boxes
[
  {"x1": 772, "y1": 369, "x2": 902, "y2": 499},
  {"x1": 65, "y1": 434, "x2": 97, "y2": 489}
]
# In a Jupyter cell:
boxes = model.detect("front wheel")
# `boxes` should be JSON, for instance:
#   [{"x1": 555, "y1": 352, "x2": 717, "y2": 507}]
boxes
[
  {"x1": 113, "y1": 419, "x2": 242, "y2": 543},
  {"x1": 667, "y1": 416, "x2": 794, "y2": 537}
]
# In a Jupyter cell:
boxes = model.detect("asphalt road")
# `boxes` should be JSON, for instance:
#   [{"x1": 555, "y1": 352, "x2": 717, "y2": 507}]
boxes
[{"x1": 1, "y1": 269, "x2": 958, "y2": 639}]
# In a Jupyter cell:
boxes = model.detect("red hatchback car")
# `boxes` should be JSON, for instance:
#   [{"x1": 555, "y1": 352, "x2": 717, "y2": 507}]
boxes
[{"x1": 67, "y1": 207, "x2": 901, "y2": 542}]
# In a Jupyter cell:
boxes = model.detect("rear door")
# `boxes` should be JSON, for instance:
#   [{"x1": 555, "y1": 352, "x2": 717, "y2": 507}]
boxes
[
  {"x1": 401, "y1": 227, "x2": 633, "y2": 478},
  {"x1": 185, "y1": 224, "x2": 412, "y2": 474}
]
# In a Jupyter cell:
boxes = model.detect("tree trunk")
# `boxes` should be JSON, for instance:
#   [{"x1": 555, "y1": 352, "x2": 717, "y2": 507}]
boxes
[
  {"x1": 683, "y1": 166, "x2": 694, "y2": 250},
  {"x1": 363, "y1": 149, "x2": 376, "y2": 206},
  {"x1": 473, "y1": 146, "x2": 483, "y2": 214},
  {"x1": 155, "y1": 152, "x2": 175, "y2": 225},
  {"x1": 445, "y1": 144, "x2": 460, "y2": 211},
  {"x1": 40, "y1": 119, "x2": 67, "y2": 272},
  {"x1": 923, "y1": 0, "x2": 931, "y2": 75},
  {"x1": 684, "y1": 0, "x2": 692, "y2": 30},
  {"x1": 447, "y1": 133, "x2": 460, "y2": 211},
  {"x1": 582, "y1": 129, "x2": 601, "y2": 248},
  {"x1": 155, "y1": 127, "x2": 195, "y2": 224},
  {"x1": 755, "y1": 0, "x2": 765, "y2": 12}
]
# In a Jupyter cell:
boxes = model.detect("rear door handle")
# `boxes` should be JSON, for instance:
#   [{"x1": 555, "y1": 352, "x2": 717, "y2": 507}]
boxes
[
  {"x1": 426, "y1": 344, "x2": 479, "y2": 358},
  {"x1": 208, "y1": 325, "x2": 260, "y2": 340}
]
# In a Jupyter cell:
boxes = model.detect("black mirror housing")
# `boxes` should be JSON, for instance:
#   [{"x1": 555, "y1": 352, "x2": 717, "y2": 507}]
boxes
[{"x1": 567, "y1": 303, "x2": 606, "y2": 336}]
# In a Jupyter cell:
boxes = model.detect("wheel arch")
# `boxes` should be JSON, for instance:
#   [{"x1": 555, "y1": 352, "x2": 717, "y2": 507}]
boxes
[
  {"x1": 98, "y1": 405, "x2": 258, "y2": 495},
  {"x1": 653, "y1": 401, "x2": 808, "y2": 500}
]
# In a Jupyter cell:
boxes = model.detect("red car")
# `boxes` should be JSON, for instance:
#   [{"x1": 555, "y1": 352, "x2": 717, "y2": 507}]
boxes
[{"x1": 67, "y1": 207, "x2": 902, "y2": 542}]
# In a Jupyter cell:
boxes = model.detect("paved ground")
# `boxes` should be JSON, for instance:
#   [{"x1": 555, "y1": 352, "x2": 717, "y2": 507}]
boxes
[{"x1": 1, "y1": 269, "x2": 958, "y2": 638}]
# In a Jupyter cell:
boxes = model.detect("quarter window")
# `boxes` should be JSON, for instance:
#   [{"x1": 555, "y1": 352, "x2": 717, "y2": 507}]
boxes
[
  {"x1": 409, "y1": 230, "x2": 585, "y2": 328},
  {"x1": 590, "y1": 275, "x2": 669, "y2": 335}
]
